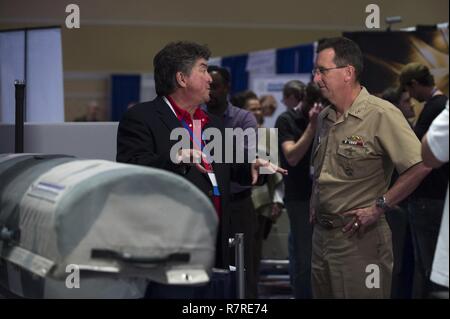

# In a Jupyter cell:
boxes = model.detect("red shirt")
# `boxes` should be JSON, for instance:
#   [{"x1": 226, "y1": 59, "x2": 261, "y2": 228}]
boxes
[
  {"x1": 166, "y1": 96, "x2": 221, "y2": 217},
  {"x1": 166, "y1": 96, "x2": 209, "y2": 130}
]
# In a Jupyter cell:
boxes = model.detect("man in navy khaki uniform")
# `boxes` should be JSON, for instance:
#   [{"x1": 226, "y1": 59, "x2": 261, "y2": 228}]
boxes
[{"x1": 310, "y1": 37, "x2": 431, "y2": 298}]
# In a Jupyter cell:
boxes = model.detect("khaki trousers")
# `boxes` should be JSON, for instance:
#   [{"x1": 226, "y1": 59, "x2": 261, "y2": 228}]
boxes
[{"x1": 312, "y1": 215, "x2": 393, "y2": 299}]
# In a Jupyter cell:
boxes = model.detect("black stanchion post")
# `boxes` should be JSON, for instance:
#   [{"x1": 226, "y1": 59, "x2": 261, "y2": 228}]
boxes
[{"x1": 14, "y1": 80, "x2": 25, "y2": 153}]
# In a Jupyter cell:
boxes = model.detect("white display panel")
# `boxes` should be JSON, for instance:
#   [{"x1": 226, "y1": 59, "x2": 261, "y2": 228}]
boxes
[
  {"x1": 249, "y1": 73, "x2": 311, "y2": 128},
  {"x1": 0, "y1": 28, "x2": 64, "y2": 123}
]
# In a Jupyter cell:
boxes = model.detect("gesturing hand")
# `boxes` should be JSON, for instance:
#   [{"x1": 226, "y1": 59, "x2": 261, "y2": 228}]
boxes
[
  {"x1": 176, "y1": 148, "x2": 209, "y2": 174},
  {"x1": 251, "y1": 159, "x2": 288, "y2": 185}
]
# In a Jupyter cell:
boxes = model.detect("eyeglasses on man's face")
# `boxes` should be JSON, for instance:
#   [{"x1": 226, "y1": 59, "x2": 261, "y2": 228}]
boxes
[{"x1": 312, "y1": 65, "x2": 348, "y2": 76}]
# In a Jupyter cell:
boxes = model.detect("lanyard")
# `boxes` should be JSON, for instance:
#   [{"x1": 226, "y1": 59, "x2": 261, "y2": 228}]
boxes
[{"x1": 163, "y1": 97, "x2": 220, "y2": 196}]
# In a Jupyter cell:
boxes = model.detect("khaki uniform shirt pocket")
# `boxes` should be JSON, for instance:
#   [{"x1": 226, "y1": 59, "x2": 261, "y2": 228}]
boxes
[{"x1": 336, "y1": 144, "x2": 371, "y2": 179}]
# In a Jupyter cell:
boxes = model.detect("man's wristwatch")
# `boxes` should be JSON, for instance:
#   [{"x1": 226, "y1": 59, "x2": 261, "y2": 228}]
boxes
[{"x1": 375, "y1": 195, "x2": 391, "y2": 211}]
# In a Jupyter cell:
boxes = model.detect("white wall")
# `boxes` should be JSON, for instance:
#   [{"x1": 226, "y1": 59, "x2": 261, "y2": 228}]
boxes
[{"x1": 0, "y1": 122, "x2": 118, "y2": 161}]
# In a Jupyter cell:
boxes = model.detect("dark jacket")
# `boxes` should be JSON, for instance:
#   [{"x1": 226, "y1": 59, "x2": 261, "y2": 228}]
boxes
[{"x1": 116, "y1": 96, "x2": 251, "y2": 268}]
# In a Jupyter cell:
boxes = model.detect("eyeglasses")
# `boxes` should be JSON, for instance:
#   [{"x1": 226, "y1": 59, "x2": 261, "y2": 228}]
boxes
[{"x1": 312, "y1": 66, "x2": 347, "y2": 76}]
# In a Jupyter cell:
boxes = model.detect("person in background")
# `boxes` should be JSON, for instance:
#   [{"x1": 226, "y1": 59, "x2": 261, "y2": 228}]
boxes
[
  {"x1": 243, "y1": 95, "x2": 264, "y2": 127},
  {"x1": 275, "y1": 80, "x2": 321, "y2": 298},
  {"x1": 380, "y1": 86, "x2": 417, "y2": 298},
  {"x1": 75, "y1": 100, "x2": 102, "y2": 122},
  {"x1": 399, "y1": 62, "x2": 448, "y2": 298},
  {"x1": 242, "y1": 94, "x2": 284, "y2": 289},
  {"x1": 205, "y1": 65, "x2": 259, "y2": 298},
  {"x1": 260, "y1": 95, "x2": 278, "y2": 118},
  {"x1": 381, "y1": 87, "x2": 415, "y2": 127},
  {"x1": 230, "y1": 90, "x2": 258, "y2": 109}
]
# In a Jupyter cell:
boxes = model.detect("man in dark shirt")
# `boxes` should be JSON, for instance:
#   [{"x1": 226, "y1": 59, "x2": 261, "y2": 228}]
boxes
[
  {"x1": 205, "y1": 65, "x2": 259, "y2": 298},
  {"x1": 400, "y1": 62, "x2": 449, "y2": 298},
  {"x1": 275, "y1": 81, "x2": 322, "y2": 298}
]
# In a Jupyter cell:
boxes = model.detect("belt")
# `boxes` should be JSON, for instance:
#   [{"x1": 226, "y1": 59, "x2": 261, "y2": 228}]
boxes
[
  {"x1": 315, "y1": 215, "x2": 350, "y2": 229},
  {"x1": 230, "y1": 189, "x2": 252, "y2": 201}
]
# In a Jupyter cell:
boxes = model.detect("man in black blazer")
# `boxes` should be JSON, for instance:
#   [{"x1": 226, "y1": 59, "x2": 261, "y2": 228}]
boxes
[{"x1": 117, "y1": 41, "x2": 286, "y2": 276}]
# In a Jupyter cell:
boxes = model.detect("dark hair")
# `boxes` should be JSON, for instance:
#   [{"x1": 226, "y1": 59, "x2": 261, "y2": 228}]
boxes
[
  {"x1": 230, "y1": 90, "x2": 258, "y2": 108},
  {"x1": 412, "y1": 73, "x2": 435, "y2": 87},
  {"x1": 381, "y1": 87, "x2": 403, "y2": 106},
  {"x1": 207, "y1": 65, "x2": 231, "y2": 86},
  {"x1": 283, "y1": 80, "x2": 306, "y2": 102},
  {"x1": 316, "y1": 37, "x2": 364, "y2": 82},
  {"x1": 153, "y1": 41, "x2": 211, "y2": 96},
  {"x1": 304, "y1": 82, "x2": 327, "y2": 108},
  {"x1": 406, "y1": 67, "x2": 435, "y2": 86}
]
